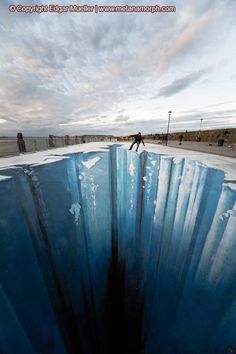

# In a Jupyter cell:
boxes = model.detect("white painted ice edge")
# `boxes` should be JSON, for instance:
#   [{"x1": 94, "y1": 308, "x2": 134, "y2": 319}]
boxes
[{"x1": 0, "y1": 144, "x2": 235, "y2": 354}]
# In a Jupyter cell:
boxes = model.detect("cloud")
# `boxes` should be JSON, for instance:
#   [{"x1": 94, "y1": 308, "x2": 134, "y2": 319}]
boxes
[
  {"x1": 114, "y1": 115, "x2": 130, "y2": 122},
  {"x1": 0, "y1": 1, "x2": 235, "y2": 136},
  {"x1": 156, "y1": 3, "x2": 222, "y2": 75},
  {"x1": 158, "y1": 68, "x2": 209, "y2": 97}
]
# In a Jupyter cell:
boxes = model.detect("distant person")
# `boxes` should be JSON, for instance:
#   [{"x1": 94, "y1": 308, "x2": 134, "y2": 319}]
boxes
[
  {"x1": 129, "y1": 132, "x2": 145, "y2": 152},
  {"x1": 217, "y1": 136, "x2": 224, "y2": 146},
  {"x1": 179, "y1": 134, "x2": 183, "y2": 145}
]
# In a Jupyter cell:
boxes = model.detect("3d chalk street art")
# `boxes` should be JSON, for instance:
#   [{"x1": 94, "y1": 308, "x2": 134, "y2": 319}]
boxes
[{"x1": 0, "y1": 144, "x2": 235, "y2": 354}]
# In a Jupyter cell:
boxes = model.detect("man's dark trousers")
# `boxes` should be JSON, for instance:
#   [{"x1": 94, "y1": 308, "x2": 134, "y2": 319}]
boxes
[{"x1": 129, "y1": 141, "x2": 140, "y2": 152}]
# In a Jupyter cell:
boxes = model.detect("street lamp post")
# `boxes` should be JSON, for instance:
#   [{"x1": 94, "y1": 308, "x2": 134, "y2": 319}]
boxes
[
  {"x1": 166, "y1": 111, "x2": 172, "y2": 146},
  {"x1": 198, "y1": 118, "x2": 203, "y2": 141},
  {"x1": 160, "y1": 128, "x2": 163, "y2": 143}
]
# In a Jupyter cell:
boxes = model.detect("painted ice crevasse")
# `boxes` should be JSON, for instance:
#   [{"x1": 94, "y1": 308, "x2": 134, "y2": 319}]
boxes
[{"x1": 0, "y1": 146, "x2": 235, "y2": 354}]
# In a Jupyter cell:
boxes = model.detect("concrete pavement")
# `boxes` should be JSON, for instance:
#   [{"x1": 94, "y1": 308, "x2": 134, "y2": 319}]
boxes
[{"x1": 148, "y1": 140, "x2": 236, "y2": 158}]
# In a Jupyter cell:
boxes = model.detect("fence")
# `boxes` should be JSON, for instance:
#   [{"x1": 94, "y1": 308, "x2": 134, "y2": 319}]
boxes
[{"x1": 0, "y1": 134, "x2": 115, "y2": 157}]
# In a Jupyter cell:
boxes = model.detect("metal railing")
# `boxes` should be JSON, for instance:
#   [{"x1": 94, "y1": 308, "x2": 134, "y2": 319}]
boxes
[{"x1": 0, "y1": 134, "x2": 115, "y2": 157}]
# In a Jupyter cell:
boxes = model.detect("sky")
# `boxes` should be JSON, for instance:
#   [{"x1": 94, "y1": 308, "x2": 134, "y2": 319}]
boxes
[{"x1": 0, "y1": 0, "x2": 236, "y2": 136}]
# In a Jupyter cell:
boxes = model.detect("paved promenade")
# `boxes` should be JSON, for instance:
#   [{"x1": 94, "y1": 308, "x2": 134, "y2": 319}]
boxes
[{"x1": 148, "y1": 140, "x2": 236, "y2": 158}]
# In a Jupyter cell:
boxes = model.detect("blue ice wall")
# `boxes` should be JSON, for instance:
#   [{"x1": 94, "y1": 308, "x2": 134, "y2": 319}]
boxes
[{"x1": 0, "y1": 146, "x2": 235, "y2": 354}]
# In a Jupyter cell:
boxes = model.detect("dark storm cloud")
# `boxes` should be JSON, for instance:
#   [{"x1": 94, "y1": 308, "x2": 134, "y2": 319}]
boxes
[{"x1": 158, "y1": 68, "x2": 210, "y2": 98}]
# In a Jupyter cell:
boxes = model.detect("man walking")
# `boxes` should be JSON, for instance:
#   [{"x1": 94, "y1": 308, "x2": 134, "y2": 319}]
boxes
[
  {"x1": 129, "y1": 132, "x2": 145, "y2": 152},
  {"x1": 179, "y1": 134, "x2": 183, "y2": 145}
]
